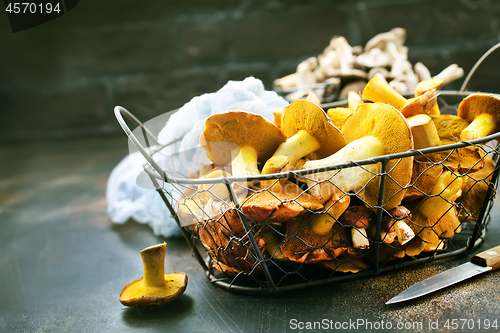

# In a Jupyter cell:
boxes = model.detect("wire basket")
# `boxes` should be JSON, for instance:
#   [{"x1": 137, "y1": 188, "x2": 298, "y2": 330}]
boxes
[{"x1": 115, "y1": 44, "x2": 500, "y2": 294}]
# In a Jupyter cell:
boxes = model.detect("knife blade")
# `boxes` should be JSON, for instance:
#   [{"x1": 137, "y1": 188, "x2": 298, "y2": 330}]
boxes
[{"x1": 386, "y1": 244, "x2": 500, "y2": 304}]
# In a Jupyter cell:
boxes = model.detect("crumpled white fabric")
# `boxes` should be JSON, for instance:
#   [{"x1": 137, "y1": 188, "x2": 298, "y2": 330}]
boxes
[{"x1": 107, "y1": 77, "x2": 289, "y2": 238}]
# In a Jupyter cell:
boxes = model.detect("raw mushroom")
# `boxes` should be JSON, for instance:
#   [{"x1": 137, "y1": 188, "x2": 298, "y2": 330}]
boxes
[
  {"x1": 406, "y1": 114, "x2": 441, "y2": 150},
  {"x1": 457, "y1": 93, "x2": 500, "y2": 141},
  {"x1": 241, "y1": 181, "x2": 323, "y2": 223},
  {"x1": 365, "y1": 27, "x2": 407, "y2": 60},
  {"x1": 309, "y1": 192, "x2": 351, "y2": 235},
  {"x1": 339, "y1": 206, "x2": 374, "y2": 249},
  {"x1": 279, "y1": 213, "x2": 353, "y2": 263},
  {"x1": 302, "y1": 102, "x2": 414, "y2": 211},
  {"x1": 403, "y1": 160, "x2": 443, "y2": 201},
  {"x1": 414, "y1": 62, "x2": 432, "y2": 82},
  {"x1": 120, "y1": 243, "x2": 188, "y2": 308},
  {"x1": 459, "y1": 154, "x2": 495, "y2": 221},
  {"x1": 430, "y1": 114, "x2": 470, "y2": 140},
  {"x1": 330, "y1": 36, "x2": 368, "y2": 82},
  {"x1": 381, "y1": 206, "x2": 415, "y2": 245},
  {"x1": 261, "y1": 100, "x2": 346, "y2": 187},
  {"x1": 421, "y1": 138, "x2": 485, "y2": 174},
  {"x1": 414, "y1": 78, "x2": 444, "y2": 116},
  {"x1": 408, "y1": 171, "x2": 463, "y2": 244},
  {"x1": 363, "y1": 75, "x2": 438, "y2": 117},
  {"x1": 200, "y1": 111, "x2": 285, "y2": 178}
]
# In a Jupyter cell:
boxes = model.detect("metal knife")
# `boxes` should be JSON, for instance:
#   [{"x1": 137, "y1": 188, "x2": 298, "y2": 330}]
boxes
[{"x1": 386, "y1": 244, "x2": 500, "y2": 304}]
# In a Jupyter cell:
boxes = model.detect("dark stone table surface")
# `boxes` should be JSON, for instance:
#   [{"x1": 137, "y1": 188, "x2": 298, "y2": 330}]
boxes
[{"x1": 1, "y1": 136, "x2": 499, "y2": 332}]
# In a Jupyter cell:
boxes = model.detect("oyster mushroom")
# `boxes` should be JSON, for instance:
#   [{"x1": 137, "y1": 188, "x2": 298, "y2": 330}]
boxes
[
  {"x1": 458, "y1": 93, "x2": 500, "y2": 141},
  {"x1": 120, "y1": 243, "x2": 188, "y2": 308},
  {"x1": 302, "y1": 102, "x2": 414, "y2": 212}
]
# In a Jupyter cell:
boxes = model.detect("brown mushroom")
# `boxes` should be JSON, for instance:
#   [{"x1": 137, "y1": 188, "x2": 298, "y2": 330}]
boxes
[
  {"x1": 261, "y1": 100, "x2": 346, "y2": 186},
  {"x1": 120, "y1": 243, "x2": 188, "y2": 308},
  {"x1": 302, "y1": 102, "x2": 414, "y2": 212},
  {"x1": 381, "y1": 206, "x2": 415, "y2": 245},
  {"x1": 241, "y1": 181, "x2": 323, "y2": 223},
  {"x1": 320, "y1": 254, "x2": 369, "y2": 273},
  {"x1": 326, "y1": 107, "x2": 352, "y2": 128},
  {"x1": 339, "y1": 206, "x2": 374, "y2": 249},
  {"x1": 200, "y1": 111, "x2": 285, "y2": 178},
  {"x1": 458, "y1": 93, "x2": 500, "y2": 141},
  {"x1": 279, "y1": 213, "x2": 353, "y2": 263},
  {"x1": 196, "y1": 206, "x2": 268, "y2": 276}
]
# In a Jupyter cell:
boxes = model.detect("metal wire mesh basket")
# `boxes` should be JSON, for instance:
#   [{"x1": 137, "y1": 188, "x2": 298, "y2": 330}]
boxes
[{"x1": 115, "y1": 44, "x2": 500, "y2": 294}]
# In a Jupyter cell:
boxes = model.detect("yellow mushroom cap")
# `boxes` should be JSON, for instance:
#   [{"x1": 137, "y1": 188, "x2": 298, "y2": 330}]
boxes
[
  {"x1": 341, "y1": 102, "x2": 414, "y2": 209},
  {"x1": 120, "y1": 243, "x2": 188, "y2": 308},
  {"x1": 199, "y1": 111, "x2": 286, "y2": 166},
  {"x1": 280, "y1": 100, "x2": 346, "y2": 159},
  {"x1": 458, "y1": 93, "x2": 500, "y2": 125}
]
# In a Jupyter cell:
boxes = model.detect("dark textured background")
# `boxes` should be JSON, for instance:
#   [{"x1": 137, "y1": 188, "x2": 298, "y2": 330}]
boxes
[{"x1": 1, "y1": 0, "x2": 500, "y2": 144}]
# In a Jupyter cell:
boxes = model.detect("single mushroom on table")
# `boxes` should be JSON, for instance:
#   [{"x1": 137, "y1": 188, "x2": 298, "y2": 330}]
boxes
[
  {"x1": 457, "y1": 93, "x2": 500, "y2": 141},
  {"x1": 261, "y1": 100, "x2": 346, "y2": 187},
  {"x1": 301, "y1": 102, "x2": 414, "y2": 214},
  {"x1": 120, "y1": 242, "x2": 188, "y2": 308}
]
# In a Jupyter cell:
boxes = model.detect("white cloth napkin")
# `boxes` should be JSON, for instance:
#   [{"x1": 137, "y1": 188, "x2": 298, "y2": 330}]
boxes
[{"x1": 106, "y1": 77, "x2": 288, "y2": 237}]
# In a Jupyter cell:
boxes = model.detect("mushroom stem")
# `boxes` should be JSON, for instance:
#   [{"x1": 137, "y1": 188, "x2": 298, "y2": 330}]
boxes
[
  {"x1": 351, "y1": 228, "x2": 370, "y2": 249},
  {"x1": 406, "y1": 114, "x2": 441, "y2": 150},
  {"x1": 363, "y1": 75, "x2": 407, "y2": 110},
  {"x1": 231, "y1": 145, "x2": 260, "y2": 177},
  {"x1": 460, "y1": 113, "x2": 496, "y2": 141},
  {"x1": 419, "y1": 171, "x2": 463, "y2": 221},
  {"x1": 268, "y1": 130, "x2": 321, "y2": 169},
  {"x1": 140, "y1": 243, "x2": 167, "y2": 288},
  {"x1": 302, "y1": 136, "x2": 384, "y2": 203}
]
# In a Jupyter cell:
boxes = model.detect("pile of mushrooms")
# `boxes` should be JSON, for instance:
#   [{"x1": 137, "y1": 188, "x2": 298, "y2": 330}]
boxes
[
  {"x1": 178, "y1": 80, "x2": 499, "y2": 276},
  {"x1": 274, "y1": 27, "x2": 464, "y2": 102}
]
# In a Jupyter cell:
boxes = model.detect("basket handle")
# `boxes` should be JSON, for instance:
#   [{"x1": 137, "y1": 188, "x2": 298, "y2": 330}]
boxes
[
  {"x1": 460, "y1": 42, "x2": 500, "y2": 92},
  {"x1": 114, "y1": 106, "x2": 170, "y2": 182}
]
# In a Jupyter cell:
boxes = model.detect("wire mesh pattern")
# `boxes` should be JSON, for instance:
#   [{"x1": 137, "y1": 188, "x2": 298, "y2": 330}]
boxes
[
  {"x1": 114, "y1": 43, "x2": 500, "y2": 293},
  {"x1": 115, "y1": 93, "x2": 500, "y2": 294}
]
